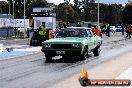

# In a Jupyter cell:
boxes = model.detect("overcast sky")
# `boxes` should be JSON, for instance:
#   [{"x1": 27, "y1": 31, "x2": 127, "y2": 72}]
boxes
[{"x1": 0, "y1": 0, "x2": 129, "y2": 5}]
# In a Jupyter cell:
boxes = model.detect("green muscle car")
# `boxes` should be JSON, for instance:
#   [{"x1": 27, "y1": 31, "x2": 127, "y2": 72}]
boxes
[{"x1": 41, "y1": 27, "x2": 102, "y2": 62}]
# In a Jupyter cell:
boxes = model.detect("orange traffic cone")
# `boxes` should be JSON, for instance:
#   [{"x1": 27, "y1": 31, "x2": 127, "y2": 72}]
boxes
[
  {"x1": 84, "y1": 71, "x2": 88, "y2": 78},
  {"x1": 81, "y1": 67, "x2": 88, "y2": 78}
]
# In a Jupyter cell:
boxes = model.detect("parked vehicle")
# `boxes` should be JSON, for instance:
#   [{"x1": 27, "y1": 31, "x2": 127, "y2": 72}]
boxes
[
  {"x1": 99, "y1": 25, "x2": 106, "y2": 34},
  {"x1": 110, "y1": 26, "x2": 116, "y2": 33},
  {"x1": 115, "y1": 26, "x2": 122, "y2": 32},
  {"x1": 100, "y1": 27, "x2": 106, "y2": 33},
  {"x1": 41, "y1": 27, "x2": 102, "y2": 62}
]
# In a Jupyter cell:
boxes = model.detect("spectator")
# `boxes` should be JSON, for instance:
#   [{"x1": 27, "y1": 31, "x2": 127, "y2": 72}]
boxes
[
  {"x1": 126, "y1": 24, "x2": 132, "y2": 39},
  {"x1": 121, "y1": 23, "x2": 125, "y2": 35},
  {"x1": 92, "y1": 25, "x2": 102, "y2": 37},
  {"x1": 106, "y1": 23, "x2": 110, "y2": 37}
]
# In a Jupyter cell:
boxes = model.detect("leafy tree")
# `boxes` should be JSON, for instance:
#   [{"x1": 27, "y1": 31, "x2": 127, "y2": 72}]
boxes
[
  {"x1": 5, "y1": 0, "x2": 124, "y2": 25},
  {"x1": 0, "y1": 1, "x2": 9, "y2": 14},
  {"x1": 64, "y1": 0, "x2": 71, "y2": 5},
  {"x1": 56, "y1": 3, "x2": 79, "y2": 22},
  {"x1": 84, "y1": 2, "x2": 97, "y2": 21},
  {"x1": 122, "y1": 4, "x2": 132, "y2": 24},
  {"x1": 98, "y1": 3, "x2": 122, "y2": 25}
]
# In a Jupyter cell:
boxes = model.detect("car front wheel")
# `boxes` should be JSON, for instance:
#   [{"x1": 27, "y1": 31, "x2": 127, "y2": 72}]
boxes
[
  {"x1": 45, "y1": 54, "x2": 52, "y2": 63},
  {"x1": 93, "y1": 45, "x2": 100, "y2": 56},
  {"x1": 79, "y1": 48, "x2": 88, "y2": 60}
]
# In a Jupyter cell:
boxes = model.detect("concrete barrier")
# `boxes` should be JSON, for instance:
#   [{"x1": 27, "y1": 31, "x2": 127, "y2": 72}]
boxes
[{"x1": 0, "y1": 27, "x2": 14, "y2": 37}]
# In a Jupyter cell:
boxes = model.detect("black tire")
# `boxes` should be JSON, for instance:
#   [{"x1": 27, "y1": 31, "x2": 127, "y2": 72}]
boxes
[
  {"x1": 30, "y1": 40, "x2": 32, "y2": 46},
  {"x1": 45, "y1": 54, "x2": 52, "y2": 63},
  {"x1": 101, "y1": 41, "x2": 103, "y2": 45},
  {"x1": 93, "y1": 45, "x2": 100, "y2": 56},
  {"x1": 79, "y1": 47, "x2": 88, "y2": 60}
]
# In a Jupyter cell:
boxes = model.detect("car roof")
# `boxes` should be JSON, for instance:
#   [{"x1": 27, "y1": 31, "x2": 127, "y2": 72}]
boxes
[{"x1": 61, "y1": 27, "x2": 91, "y2": 30}]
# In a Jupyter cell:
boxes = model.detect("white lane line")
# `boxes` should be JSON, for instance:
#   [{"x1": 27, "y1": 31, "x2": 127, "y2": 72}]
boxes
[{"x1": 13, "y1": 47, "x2": 42, "y2": 51}]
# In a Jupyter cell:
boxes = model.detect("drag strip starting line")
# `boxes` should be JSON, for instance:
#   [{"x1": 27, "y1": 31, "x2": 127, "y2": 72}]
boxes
[
  {"x1": 0, "y1": 51, "x2": 40, "y2": 61},
  {"x1": 0, "y1": 47, "x2": 42, "y2": 61}
]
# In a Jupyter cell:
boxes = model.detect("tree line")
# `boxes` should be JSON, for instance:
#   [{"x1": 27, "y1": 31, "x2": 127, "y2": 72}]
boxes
[{"x1": 0, "y1": 0, "x2": 131, "y2": 25}]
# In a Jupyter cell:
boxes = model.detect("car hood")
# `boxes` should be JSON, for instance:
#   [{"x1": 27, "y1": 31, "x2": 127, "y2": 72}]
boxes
[{"x1": 43, "y1": 37, "x2": 87, "y2": 44}]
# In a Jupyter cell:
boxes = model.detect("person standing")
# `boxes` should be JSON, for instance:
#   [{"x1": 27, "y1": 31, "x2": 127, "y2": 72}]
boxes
[
  {"x1": 121, "y1": 23, "x2": 125, "y2": 35},
  {"x1": 126, "y1": 25, "x2": 132, "y2": 39},
  {"x1": 125, "y1": 24, "x2": 128, "y2": 35},
  {"x1": 92, "y1": 25, "x2": 102, "y2": 37},
  {"x1": 106, "y1": 23, "x2": 110, "y2": 37},
  {"x1": 38, "y1": 23, "x2": 46, "y2": 46}
]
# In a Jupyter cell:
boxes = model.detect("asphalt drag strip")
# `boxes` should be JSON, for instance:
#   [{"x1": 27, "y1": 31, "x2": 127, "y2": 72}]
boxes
[{"x1": 1, "y1": 37, "x2": 132, "y2": 88}]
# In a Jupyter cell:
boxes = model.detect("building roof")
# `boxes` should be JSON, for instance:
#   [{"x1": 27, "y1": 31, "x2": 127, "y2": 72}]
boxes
[
  {"x1": 32, "y1": 3, "x2": 56, "y2": 8},
  {"x1": 32, "y1": 6, "x2": 50, "y2": 8}
]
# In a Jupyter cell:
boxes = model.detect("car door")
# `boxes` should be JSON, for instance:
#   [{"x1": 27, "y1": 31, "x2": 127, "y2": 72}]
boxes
[
  {"x1": 86, "y1": 29, "x2": 95, "y2": 51},
  {"x1": 90, "y1": 30, "x2": 101, "y2": 47}
]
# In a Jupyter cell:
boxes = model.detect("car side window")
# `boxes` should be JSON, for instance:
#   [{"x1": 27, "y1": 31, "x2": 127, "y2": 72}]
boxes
[
  {"x1": 86, "y1": 30, "x2": 92, "y2": 37},
  {"x1": 89, "y1": 30, "x2": 95, "y2": 37},
  {"x1": 81, "y1": 29, "x2": 88, "y2": 37}
]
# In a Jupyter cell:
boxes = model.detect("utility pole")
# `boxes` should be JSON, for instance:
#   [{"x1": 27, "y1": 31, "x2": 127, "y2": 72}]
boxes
[
  {"x1": 7, "y1": 0, "x2": 11, "y2": 38},
  {"x1": 13, "y1": 0, "x2": 15, "y2": 37},
  {"x1": 13, "y1": 0, "x2": 14, "y2": 20},
  {"x1": 52, "y1": 8, "x2": 53, "y2": 30},
  {"x1": 9, "y1": 0, "x2": 10, "y2": 20},
  {"x1": 24, "y1": 0, "x2": 26, "y2": 38},
  {"x1": 97, "y1": 0, "x2": 99, "y2": 28}
]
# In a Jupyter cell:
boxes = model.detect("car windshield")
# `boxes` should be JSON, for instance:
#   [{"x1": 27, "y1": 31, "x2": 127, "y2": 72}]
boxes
[{"x1": 56, "y1": 29, "x2": 88, "y2": 38}]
